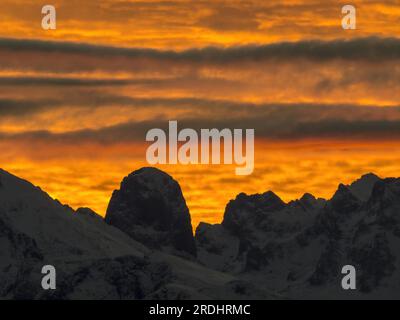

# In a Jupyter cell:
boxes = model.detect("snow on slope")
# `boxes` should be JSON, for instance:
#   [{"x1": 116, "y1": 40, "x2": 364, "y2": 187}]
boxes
[
  {"x1": 196, "y1": 174, "x2": 400, "y2": 299},
  {"x1": 0, "y1": 168, "x2": 275, "y2": 300},
  {"x1": 0, "y1": 168, "x2": 148, "y2": 260},
  {"x1": 3, "y1": 167, "x2": 398, "y2": 300}
]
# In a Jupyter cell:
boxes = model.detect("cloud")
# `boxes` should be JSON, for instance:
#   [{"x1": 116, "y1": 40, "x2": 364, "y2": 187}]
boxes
[
  {"x1": 2, "y1": 103, "x2": 400, "y2": 143},
  {"x1": 0, "y1": 37, "x2": 399, "y2": 70},
  {"x1": 1, "y1": 90, "x2": 400, "y2": 121},
  {"x1": 0, "y1": 76, "x2": 143, "y2": 86},
  {"x1": 0, "y1": 98, "x2": 53, "y2": 116},
  {"x1": 0, "y1": 37, "x2": 398, "y2": 107},
  {"x1": 0, "y1": 37, "x2": 399, "y2": 141}
]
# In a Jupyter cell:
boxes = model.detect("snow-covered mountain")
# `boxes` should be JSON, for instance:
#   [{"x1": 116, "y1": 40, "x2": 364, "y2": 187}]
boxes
[
  {"x1": 0, "y1": 168, "x2": 274, "y2": 300},
  {"x1": 196, "y1": 173, "x2": 400, "y2": 299},
  {"x1": 1, "y1": 167, "x2": 400, "y2": 299}
]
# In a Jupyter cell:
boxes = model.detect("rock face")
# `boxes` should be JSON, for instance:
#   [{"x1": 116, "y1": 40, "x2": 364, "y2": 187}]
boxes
[
  {"x1": 348, "y1": 173, "x2": 380, "y2": 201},
  {"x1": 105, "y1": 167, "x2": 196, "y2": 256},
  {"x1": 196, "y1": 173, "x2": 400, "y2": 298}
]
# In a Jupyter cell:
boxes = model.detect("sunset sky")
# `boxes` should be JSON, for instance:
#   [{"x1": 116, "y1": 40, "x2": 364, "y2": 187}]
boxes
[{"x1": 0, "y1": 0, "x2": 399, "y2": 228}]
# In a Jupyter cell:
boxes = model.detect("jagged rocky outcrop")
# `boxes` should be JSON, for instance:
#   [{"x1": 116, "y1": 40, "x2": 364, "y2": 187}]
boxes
[
  {"x1": 196, "y1": 173, "x2": 400, "y2": 298},
  {"x1": 105, "y1": 167, "x2": 196, "y2": 256}
]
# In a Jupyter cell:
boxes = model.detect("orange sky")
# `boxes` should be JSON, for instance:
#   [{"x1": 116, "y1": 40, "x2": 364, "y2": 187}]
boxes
[
  {"x1": 0, "y1": 0, "x2": 399, "y2": 228},
  {"x1": 0, "y1": 0, "x2": 399, "y2": 48}
]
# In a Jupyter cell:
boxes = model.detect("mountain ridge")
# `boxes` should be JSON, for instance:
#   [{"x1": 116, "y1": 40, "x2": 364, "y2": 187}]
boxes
[
  {"x1": 0, "y1": 168, "x2": 274, "y2": 299},
  {"x1": 1, "y1": 167, "x2": 400, "y2": 299}
]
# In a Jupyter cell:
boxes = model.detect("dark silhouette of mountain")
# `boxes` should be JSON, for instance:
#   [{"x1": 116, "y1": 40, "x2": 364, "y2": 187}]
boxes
[
  {"x1": 348, "y1": 173, "x2": 380, "y2": 201},
  {"x1": 196, "y1": 172, "x2": 400, "y2": 298},
  {"x1": 105, "y1": 167, "x2": 196, "y2": 257},
  {"x1": 0, "y1": 168, "x2": 273, "y2": 299},
  {"x1": 1, "y1": 167, "x2": 400, "y2": 299}
]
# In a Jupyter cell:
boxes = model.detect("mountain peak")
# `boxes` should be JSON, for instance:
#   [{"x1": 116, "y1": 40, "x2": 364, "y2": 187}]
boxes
[
  {"x1": 297, "y1": 192, "x2": 326, "y2": 210},
  {"x1": 348, "y1": 172, "x2": 380, "y2": 201},
  {"x1": 361, "y1": 172, "x2": 379, "y2": 179},
  {"x1": 124, "y1": 167, "x2": 175, "y2": 189},
  {"x1": 262, "y1": 190, "x2": 285, "y2": 205},
  {"x1": 300, "y1": 192, "x2": 316, "y2": 202},
  {"x1": 105, "y1": 167, "x2": 197, "y2": 256},
  {"x1": 130, "y1": 166, "x2": 168, "y2": 177},
  {"x1": 221, "y1": 190, "x2": 286, "y2": 234}
]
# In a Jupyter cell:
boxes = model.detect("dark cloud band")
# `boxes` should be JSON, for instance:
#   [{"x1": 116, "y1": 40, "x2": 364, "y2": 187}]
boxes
[
  {"x1": 2, "y1": 103, "x2": 400, "y2": 143},
  {"x1": 1, "y1": 36, "x2": 399, "y2": 63}
]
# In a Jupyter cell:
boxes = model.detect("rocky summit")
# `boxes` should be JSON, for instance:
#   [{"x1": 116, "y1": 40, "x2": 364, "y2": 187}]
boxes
[{"x1": 105, "y1": 167, "x2": 196, "y2": 256}]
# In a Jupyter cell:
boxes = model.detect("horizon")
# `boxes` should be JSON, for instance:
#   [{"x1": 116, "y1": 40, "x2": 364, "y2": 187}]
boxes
[
  {"x1": 0, "y1": 165, "x2": 387, "y2": 229},
  {"x1": 0, "y1": 0, "x2": 399, "y2": 228}
]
